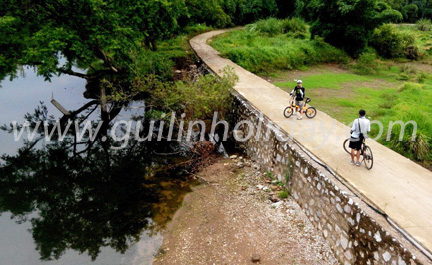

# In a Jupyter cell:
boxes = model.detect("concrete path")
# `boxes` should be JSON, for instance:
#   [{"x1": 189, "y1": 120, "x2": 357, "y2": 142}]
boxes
[{"x1": 190, "y1": 29, "x2": 432, "y2": 253}]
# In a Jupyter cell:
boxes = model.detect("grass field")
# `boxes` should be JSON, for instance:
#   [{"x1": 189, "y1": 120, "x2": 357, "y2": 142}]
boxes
[{"x1": 268, "y1": 64, "x2": 432, "y2": 166}]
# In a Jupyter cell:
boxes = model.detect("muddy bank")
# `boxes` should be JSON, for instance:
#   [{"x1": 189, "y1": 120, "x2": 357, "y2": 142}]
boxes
[{"x1": 153, "y1": 156, "x2": 339, "y2": 265}]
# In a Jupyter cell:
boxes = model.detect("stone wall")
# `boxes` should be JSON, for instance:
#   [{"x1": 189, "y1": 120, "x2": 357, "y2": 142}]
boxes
[{"x1": 230, "y1": 92, "x2": 427, "y2": 265}]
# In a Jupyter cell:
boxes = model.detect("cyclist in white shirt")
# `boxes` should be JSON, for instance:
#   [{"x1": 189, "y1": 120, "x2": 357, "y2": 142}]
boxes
[{"x1": 349, "y1": 109, "x2": 371, "y2": 166}]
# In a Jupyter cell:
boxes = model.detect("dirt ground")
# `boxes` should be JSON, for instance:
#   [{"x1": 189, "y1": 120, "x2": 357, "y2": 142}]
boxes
[{"x1": 153, "y1": 156, "x2": 339, "y2": 265}]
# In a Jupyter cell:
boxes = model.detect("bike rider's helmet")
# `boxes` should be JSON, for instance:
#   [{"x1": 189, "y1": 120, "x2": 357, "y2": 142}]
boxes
[{"x1": 297, "y1": 80, "x2": 302, "y2": 84}]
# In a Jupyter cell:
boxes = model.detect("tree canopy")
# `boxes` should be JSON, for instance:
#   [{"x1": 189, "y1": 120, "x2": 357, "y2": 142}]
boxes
[
  {"x1": 0, "y1": 0, "x2": 186, "y2": 83},
  {"x1": 306, "y1": 0, "x2": 402, "y2": 56}
]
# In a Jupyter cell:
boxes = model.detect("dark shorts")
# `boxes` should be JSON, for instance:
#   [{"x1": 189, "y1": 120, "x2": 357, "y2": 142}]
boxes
[{"x1": 349, "y1": 138, "x2": 362, "y2": 151}]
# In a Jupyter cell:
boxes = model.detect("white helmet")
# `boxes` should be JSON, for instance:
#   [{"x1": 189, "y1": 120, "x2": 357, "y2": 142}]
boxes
[{"x1": 297, "y1": 80, "x2": 302, "y2": 84}]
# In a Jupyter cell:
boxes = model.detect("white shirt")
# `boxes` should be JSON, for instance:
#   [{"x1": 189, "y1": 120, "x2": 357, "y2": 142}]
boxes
[{"x1": 351, "y1": 116, "x2": 371, "y2": 138}]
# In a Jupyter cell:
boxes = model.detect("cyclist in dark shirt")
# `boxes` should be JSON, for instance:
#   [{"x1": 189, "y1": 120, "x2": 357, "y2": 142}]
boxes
[{"x1": 290, "y1": 80, "x2": 305, "y2": 120}]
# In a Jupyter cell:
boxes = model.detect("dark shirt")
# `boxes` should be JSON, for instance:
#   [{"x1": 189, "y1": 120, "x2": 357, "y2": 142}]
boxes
[{"x1": 291, "y1": 86, "x2": 305, "y2": 101}]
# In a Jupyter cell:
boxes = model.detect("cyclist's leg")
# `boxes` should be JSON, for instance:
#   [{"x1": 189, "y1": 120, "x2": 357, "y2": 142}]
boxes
[
  {"x1": 350, "y1": 148, "x2": 355, "y2": 163},
  {"x1": 356, "y1": 147, "x2": 361, "y2": 163},
  {"x1": 297, "y1": 100, "x2": 304, "y2": 117}
]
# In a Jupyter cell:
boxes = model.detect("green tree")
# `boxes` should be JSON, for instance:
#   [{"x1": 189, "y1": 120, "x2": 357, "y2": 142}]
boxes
[
  {"x1": 0, "y1": 0, "x2": 186, "y2": 82},
  {"x1": 370, "y1": 23, "x2": 416, "y2": 58},
  {"x1": 403, "y1": 3, "x2": 419, "y2": 22},
  {"x1": 308, "y1": 0, "x2": 402, "y2": 57},
  {"x1": 222, "y1": 0, "x2": 278, "y2": 24},
  {"x1": 182, "y1": 0, "x2": 232, "y2": 27},
  {"x1": 0, "y1": 0, "x2": 187, "y2": 136}
]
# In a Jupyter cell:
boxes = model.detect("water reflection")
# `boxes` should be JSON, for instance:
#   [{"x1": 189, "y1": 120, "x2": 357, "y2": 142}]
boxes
[
  {"x1": 0, "y1": 127, "x2": 195, "y2": 263},
  {"x1": 0, "y1": 71, "x2": 196, "y2": 264},
  {"x1": 0, "y1": 68, "x2": 88, "y2": 156}
]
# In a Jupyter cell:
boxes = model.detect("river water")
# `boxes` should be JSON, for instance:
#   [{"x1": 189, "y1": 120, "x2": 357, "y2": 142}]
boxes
[{"x1": 0, "y1": 69, "x2": 190, "y2": 265}]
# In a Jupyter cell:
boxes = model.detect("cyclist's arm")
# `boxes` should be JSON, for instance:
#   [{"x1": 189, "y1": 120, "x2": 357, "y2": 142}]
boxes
[{"x1": 290, "y1": 88, "x2": 295, "y2": 96}]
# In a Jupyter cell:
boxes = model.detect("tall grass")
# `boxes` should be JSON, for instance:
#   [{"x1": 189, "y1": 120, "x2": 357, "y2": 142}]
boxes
[
  {"x1": 416, "y1": 19, "x2": 432, "y2": 32},
  {"x1": 245, "y1": 17, "x2": 307, "y2": 37},
  {"x1": 211, "y1": 19, "x2": 348, "y2": 73}
]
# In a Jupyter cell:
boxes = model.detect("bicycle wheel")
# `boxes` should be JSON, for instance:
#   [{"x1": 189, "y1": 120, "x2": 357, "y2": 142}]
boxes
[
  {"x1": 343, "y1": 139, "x2": 351, "y2": 154},
  {"x1": 284, "y1": 106, "x2": 293, "y2": 118},
  {"x1": 305, "y1": 107, "x2": 317, "y2": 118},
  {"x1": 363, "y1": 146, "x2": 373, "y2": 170}
]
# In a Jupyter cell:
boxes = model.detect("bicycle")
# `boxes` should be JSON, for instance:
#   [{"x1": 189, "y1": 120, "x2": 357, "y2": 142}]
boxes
[
  {"x1": 343, "y1": 138, "x2": 374, "y2": 169},
  {"x1": 283, "y1": 96, "x2": 317, "y2": 119}
]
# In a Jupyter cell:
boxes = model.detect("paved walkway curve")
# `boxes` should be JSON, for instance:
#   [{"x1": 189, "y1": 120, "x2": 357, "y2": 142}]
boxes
[{"x1": 190, "y1": 29, "x2": 432, "y2": 254}]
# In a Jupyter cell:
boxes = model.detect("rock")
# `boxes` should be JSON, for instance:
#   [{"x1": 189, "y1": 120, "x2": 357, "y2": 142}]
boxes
[
  {"x1": 256, "y1": 184, "x2": 264, "y2": 190},
  {"x1": 382, "y1": 252, "x2": 391, "y2": 262},
  {"x1": 262, "y1": 186, "x2": 269, "y2": 191},
  {"x1": 271, "y1": 179, "x2": 279, "y2": 184},
  {"x1": 251, "y1": 254, "x2": 261, "y2": 263},
  {"x1": 229, "y1": 155, "x2": 238, "y2": 159},
  {"x1": 236, "y1": 162, "x2": 244, "y2": 168},
  {"x1": 253, "y1": 164, "x2": 260, "y2": 170},
  {"x1": 269, "y1": 195, "x2": 279, "y2": 203},
  {"x1": 271, "y1": 201, "x2": 283, "y2": 208}
]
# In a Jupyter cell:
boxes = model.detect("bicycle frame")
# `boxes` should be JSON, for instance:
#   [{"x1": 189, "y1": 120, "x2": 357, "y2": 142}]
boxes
[
  {"x1": 343, "y1": 137, "x2": 373, "y2": 169},
  {"x1": 289, "y1": 96, "x2": 308, "y2": 111}
]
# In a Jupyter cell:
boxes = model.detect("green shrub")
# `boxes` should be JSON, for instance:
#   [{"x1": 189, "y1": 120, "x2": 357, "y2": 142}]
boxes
[
  {"x1": 286, "y1": 31, "x2": 308, "y2": 39},
  {"x1": 182, "y1": 24, "x2": 212, "y2": 35},
  {"x1": 370, "y1": 24, "x2": 415, "y2": 59},
  {"x1": 405, "y1": 45, "x2": 423, "y2": 60},
  {"x1": 246, "y1": 18, "x2": 307, "y2": 37},
  {"x1": 397, "y1": 82, "x2": 420, "y2": 92},
  {"x1": 417, "y1": 72, "x2": 430, "y2": 83},
  {"x1": 353, "y1": 51, "x2": 380, "y2": 75},
  {"x1": 396, "y1": 64, "x2": 417, "y2": 80},
  {"x1": 278, "y1": 190, "x2": 289, "y2": 199},
  {"x1": 281, "y1": 17, "x2": 307, "y2": 33},
  {"x1": 416, "y1": 19, "x2": 432, "y2": 31},
  {"x1": 246, "y1": 18, "x2": 284, "y2": 37},
  {"x1": 146, "y1": 66, "x2": 238, "y2": 120},
  {"x1": 137, "y1": 51, "x2": 174, "y2": 81}
]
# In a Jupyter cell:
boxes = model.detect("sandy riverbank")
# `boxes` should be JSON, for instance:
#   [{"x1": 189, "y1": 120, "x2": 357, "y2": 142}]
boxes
[{"x1": 153, "y1": 156, "x2": 339, "y2": 265}]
